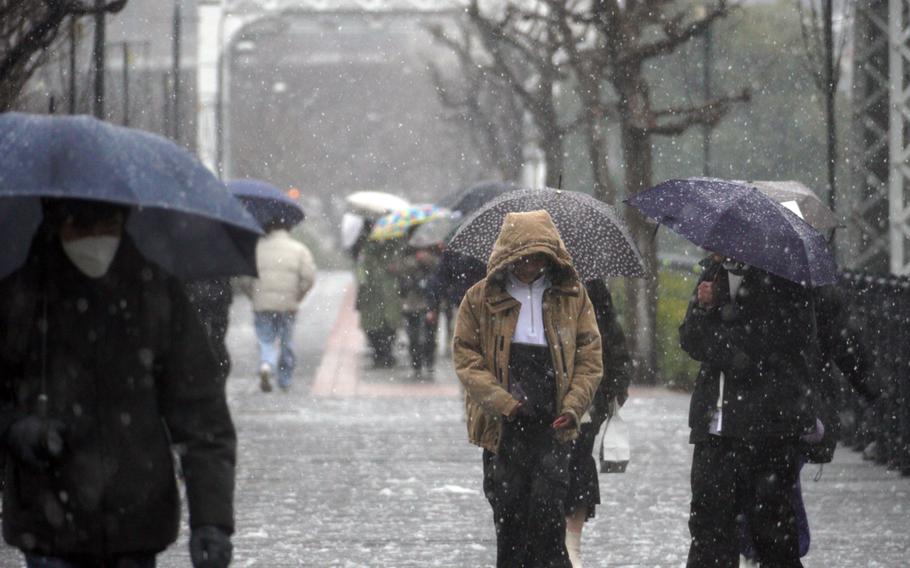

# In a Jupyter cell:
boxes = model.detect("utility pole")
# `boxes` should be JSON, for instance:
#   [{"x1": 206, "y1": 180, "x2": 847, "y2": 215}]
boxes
[
  {"x1": 69, "y1": 17, "x2": 78, "y2": 114},
  {"x1": 122, "y1": 42, "x2": 130, "y2": 126},
  {"x1": 823, "y1": 0, "x2": 836, "y2": 213},
  {"x1": 92, "y1": 0, "x2": 106, "y2": 118},
  {"x1": 172, "y1": 0, "x2": 182, "y2": 142},
  {"x1": 702, "y1": 17, "x2": 712, "y2": 177}
]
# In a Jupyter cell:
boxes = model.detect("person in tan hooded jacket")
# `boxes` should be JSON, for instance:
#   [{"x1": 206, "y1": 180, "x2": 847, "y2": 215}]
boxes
[{"x1": 453, "y1": 210, "x2": 603, "y2": 568}]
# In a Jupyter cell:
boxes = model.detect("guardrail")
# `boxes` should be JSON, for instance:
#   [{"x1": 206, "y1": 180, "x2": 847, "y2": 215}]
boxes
[{"x1": 838, "y1": 271, "x2": 910, "y2": 475}]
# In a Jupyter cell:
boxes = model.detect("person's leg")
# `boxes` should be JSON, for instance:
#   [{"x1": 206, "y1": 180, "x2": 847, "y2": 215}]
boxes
[
  {"x1": 276, "y1": 312, "x2": 297, "y2": 390},
  {"x1": 484, "y1": 430, "x2": 532, "y2": 568},
  {"x1": 25, "y1": 556, "x2": 80, "y2": 568},
  {"x1": 253, "y1": 311, "x2": 279, "y2": 391},
  {"x1": 423, "y1": 311, "x2": 438, "y2": 375},
  {"x1": 114, "y1": 555, "x2": 157, "y2": 568},
  {"x1": 375, "y1": 324, "x2": 397, "y2": 368},
  {"x1": 526, "y1": 430, "x2": 573, "y2": 568},
  {"x1": 744, "y1": 442, "x2": 803, "y2": 567},
  {"x1": 565, "y1": 507, "x2": 587, "y2": 568},
  {"x1": 564, "y1": 424, "x2": 600, "y2": 568},
  {"x1": 403, "y1": 312, "x2": 422, "y2": 374},
  {"x1": 687, "y1": 439, "x2": 740, "y2": 567}
]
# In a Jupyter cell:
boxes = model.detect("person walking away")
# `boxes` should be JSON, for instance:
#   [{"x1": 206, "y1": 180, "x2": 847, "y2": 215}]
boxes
[
  {"x1": 454, "y1": 210, "x2": 603, "y2": 568},
  {"x1": 356, "y1": 239, "x2": 404, "y2": 369},
  {"x1": 0, "y1": 199, "x2": 235, "y2": 568},
  {"x1": 399, "y1": 245, "x2": 440, "y2": 380},
  {"x1": 680, "y1": 254, "x2": 818, "y2": 568},
  {"x1": 238, "y1": 219, "x2": 316, "y2": 392},
  {"x1": 564, "y1": 278, "x2": 633, "y2": 568}
]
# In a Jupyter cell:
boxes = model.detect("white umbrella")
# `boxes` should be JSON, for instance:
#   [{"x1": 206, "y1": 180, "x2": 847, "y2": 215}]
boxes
[
  {"x1": 341, "y1": 212, "x2": 366, "y2": 251},
  {"x1": 345, "y1": 191, "x2": 409, "y2": 219}
]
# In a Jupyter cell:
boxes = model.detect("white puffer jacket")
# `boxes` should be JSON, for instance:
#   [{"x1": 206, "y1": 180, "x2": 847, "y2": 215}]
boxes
[{"x1": 245, "y1": 230, "x2": 316, "y2": 312}]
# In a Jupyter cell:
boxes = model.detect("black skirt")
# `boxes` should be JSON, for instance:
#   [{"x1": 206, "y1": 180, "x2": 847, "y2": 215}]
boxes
[{"x1": 566, "y1": 421, "x2": 601, "y2": 519}]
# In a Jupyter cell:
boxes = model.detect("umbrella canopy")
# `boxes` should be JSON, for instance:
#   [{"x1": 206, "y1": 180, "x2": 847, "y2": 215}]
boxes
[
  {"x1": 227, "y1": 179, "x2": 305, "y2": 228},
  {"x1": 744, "y1": 180, "x2": 839, "y2": 232},
  {"x1": 0, "y1": 113, "x2": 261, "y2": 280},
  {"x1": 345, "y1": 190, "x2": 410, "y2": 219},
  {"x1": 410, "y1": 181, "x2": 515, "y2": 247},
  {"x1": 626, "y1": 178, "x2": 836, "y2": 287},
  {"x1": 408, "y1": 211, "x2": 463, "y2": 248},
  {"x1": 447, "y1": 188, "x2": 647, "y2": 280},
  {"x1": 370, "y1": 204, "x2": 450, "y2": 242},
  {"x1": 442, "y1": 180, "x2": 517, "y2": 216}
]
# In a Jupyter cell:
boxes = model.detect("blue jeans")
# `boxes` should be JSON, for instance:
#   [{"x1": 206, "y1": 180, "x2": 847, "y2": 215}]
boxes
[
  {"x1": 254, "y1": 311, "x2": 297, "y2": 388},
  {"x1": 26, "y1": 554, "x2": 156, "y2": 568}
]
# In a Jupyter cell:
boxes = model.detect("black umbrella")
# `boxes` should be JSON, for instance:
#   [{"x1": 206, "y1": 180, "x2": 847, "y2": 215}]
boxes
[
  {"x1": 626, "y1": 178, "x2": 836, "y2": 286},
  {"x1": 0, "y1": 113, "x2": 261, "y2": 280},
  {"x1": 443, "y1": 180, "x2": 518, "y2": 215},
  {"x1": 448, "y1": 187, "x2": 648, "y2": 280}
]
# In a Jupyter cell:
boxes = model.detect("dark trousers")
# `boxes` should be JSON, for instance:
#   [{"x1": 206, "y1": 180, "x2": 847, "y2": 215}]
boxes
[
  {"x1": 687, "y1": 437, "x2": 803, "y2": 568},
  {"x1": 483, "y1": 343, "x2": 568, "y2": 568},
  {"x1": 365, "y1": 325, "x2": 396, "y2": 367},
  {"x1": 26, "y1": 554, "x2": 156, "y2": 568},
  {"x1": 483, "y1": 422, "x2": 572, "y2": 568},
  {"x1": 403, "y1": 311, "x2": 437, "y2": 372}
]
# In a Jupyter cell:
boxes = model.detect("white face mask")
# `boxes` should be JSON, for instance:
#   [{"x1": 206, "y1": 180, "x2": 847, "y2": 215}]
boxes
[{"x1": 61, "y1": 235, "x2": 121, "y2": 278}]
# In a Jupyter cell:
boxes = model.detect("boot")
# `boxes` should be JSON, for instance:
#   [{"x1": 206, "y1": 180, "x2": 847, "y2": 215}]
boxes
[
  {"x1": 259, "y1": 363, "x2": 273, "y2": 392},
  {"x1": 566, "y1": 529, "x2": 582, "y2": 568}
]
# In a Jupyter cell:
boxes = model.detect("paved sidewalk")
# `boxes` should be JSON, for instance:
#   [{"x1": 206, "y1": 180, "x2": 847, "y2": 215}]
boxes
[{"x1": 1, "y1": 271, "x2": 907, "y2": 566}]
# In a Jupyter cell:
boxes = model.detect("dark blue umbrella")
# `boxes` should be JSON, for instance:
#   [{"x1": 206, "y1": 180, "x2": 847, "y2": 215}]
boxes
[
  {"x1": 626, "y1": 178, "x2": 836, "y2": 286},
  {"x1": 0, "y1": 113, "x2": 262, "y2": 279},
  {"x1": 227, "y1": 179, "x2": 305, "y2": 228}
]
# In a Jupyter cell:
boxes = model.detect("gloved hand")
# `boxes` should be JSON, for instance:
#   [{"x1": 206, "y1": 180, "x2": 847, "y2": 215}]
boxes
[
  {"x1": 7, "y1": 415, "x2": 66, "y2": 469},
  {"x1": 190, "y1": 525, "x2": 232, "y2": 568}
]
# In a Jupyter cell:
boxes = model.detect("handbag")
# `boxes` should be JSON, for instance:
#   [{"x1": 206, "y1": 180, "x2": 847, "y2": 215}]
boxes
[{"x1": 593, "y1": 398, "x2": 630, "y2": 473}]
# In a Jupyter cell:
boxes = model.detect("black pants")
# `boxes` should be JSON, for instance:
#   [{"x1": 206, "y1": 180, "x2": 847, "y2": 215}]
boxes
[
  {"x1": 365, "y1": 325, "x2": 396, "y2": 367},
  {"x1": 483, "y1": 422, "x2": 572, "y2": 568},
  {"x1": 481, "y1": 344, "x2": 570, "y2": 568},
  {"x1": 403, "y1": 311, "x2": 437, "y2": 372},
  {"x1": 687, "y1": 437, "x2": 804, "y2": 568}
]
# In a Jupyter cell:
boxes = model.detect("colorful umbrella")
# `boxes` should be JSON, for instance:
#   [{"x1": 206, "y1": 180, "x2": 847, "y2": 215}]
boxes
[{"x1": 369, "y1": 204, "x2": 450, "y2": 242}]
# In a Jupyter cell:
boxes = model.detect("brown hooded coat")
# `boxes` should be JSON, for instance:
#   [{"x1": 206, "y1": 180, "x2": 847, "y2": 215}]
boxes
[{"x1": 453, "y1": 210, "x2": 603, "y2": 454}]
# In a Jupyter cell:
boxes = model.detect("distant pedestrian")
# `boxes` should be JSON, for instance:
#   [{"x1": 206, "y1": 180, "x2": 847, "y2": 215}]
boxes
[
  {"x1": 356, "y1": 239, "x2": 404, "y2": 369},
  {"x1": 238, "y1": 220, "x2": 316, "y2": 392},
  {"x1": 454, "y1": 210, "x2": 603, "y2": 568},
  {"x1": 564, "y1": 278, "x2": 633, "y2": 568},
  {"x1": 0, "y1": 199, "x2": 235, "y2": 568},
  {"x1": 399, "y1": 245, "x2": 440, "y2": 380},
  {"x1": 681, "y1": 254, "x2": 818, "y2": 568}
]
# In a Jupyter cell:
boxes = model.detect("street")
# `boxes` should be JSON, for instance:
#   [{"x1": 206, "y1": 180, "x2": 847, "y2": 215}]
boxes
[{"x1": 1, "y1": 270, "x2": 907, "y2": 567}]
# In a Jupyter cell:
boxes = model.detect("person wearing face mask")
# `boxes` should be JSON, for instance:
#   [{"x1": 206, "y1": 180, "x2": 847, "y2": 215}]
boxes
[
  {"x1": 0, "y1": 199, "x2": 236, "y2": 568},
  {"x1": 453, "y1": 210, "x2": 603, "y2": 568},
  {"x1": 680, "y1": 252, "x2": 818, "y2": 568}
]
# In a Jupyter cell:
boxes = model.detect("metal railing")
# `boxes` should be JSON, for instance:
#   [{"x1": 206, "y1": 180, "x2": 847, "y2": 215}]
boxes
[{"x1": 838, "y1": 271, "x2": 910, "y2": 475}]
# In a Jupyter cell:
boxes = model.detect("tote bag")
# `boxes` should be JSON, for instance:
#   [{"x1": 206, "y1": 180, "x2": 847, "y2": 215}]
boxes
[{"x1": 594, "y1": 398, "x2": 630, "y2": 473}]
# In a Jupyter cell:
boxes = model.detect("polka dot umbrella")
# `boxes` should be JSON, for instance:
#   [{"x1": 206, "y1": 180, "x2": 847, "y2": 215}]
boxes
[
  {"x1": 369, "y1": 204, "x2": 450, "y2": 242},
  {"x1": 447, "y1": 187, "x2": 648, "y2": 280}
]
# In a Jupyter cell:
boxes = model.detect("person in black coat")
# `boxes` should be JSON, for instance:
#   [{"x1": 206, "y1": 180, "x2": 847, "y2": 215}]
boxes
[
  {"x1": 680, "y1": 255, "x2": 817, "y2": 568},
  {"x1": 564, "y1": 279, "x2": 632, "y2": 567},
  {"x1": 0, "y1": 200, "x2": 235, "y2": 568}
]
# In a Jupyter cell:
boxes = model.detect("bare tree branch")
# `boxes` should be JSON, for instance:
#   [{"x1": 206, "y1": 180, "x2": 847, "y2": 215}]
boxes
[{"x1": 647, "y1": 89, "x2": 751, "y2": 136}]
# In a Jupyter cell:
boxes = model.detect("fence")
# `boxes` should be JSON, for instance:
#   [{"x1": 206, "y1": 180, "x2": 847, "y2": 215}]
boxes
[{"x1": 838, "y1": 271, "x2": 910, "y2": 475}]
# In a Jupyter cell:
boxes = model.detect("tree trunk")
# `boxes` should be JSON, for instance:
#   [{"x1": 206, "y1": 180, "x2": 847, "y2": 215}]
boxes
[
  {"x1": 538, "y1": 107, "x2": 564, "y2": 187},
  {"x1": 586, "y1": 103, "x2": 616, "y2": 204},
  {"x1": 617, "y1": 65, "x2": 659, "y2": 384}
]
